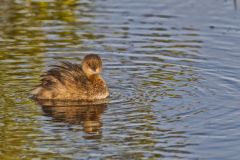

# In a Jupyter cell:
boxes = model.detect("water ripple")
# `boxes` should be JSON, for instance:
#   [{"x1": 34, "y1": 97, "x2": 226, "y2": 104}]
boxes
[{"x1": 1, "y1": 0, "x2": 240, "y2": 159}]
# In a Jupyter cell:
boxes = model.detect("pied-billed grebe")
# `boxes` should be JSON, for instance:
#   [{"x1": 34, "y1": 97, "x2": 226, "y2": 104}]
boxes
[{"x1": 31, "y1": 54, "x2": 109, "y2": 100}]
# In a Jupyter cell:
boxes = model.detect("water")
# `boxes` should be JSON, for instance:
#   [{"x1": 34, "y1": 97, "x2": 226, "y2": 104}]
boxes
[{"x1": 0, "y1": 0, "x2": 240, "y2": 159}]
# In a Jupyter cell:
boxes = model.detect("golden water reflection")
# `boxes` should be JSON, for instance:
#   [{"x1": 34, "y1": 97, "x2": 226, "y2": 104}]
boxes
[{"x1": 39, "y1": 100, "x2": 107, "y2": 138}]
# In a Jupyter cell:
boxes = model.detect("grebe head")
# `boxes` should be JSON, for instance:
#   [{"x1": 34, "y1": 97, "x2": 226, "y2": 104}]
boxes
[{"x1": 82, "y1": 54, "x2": 102, "y2": 77}]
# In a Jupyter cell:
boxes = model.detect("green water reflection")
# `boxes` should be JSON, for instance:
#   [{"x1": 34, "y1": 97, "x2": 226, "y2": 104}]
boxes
[{"x1": 0, "y1": 0, "x2": 97, "y2": 159}]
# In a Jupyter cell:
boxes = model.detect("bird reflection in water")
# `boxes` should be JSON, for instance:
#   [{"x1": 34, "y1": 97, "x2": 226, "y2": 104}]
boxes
[{"x1": 37, "y1": 99, "x2": 108, "y2": 139}]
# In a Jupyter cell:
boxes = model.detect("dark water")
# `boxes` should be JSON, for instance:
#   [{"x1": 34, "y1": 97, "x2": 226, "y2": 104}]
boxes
[{"x1": 1, "y1": 0, "x2": 240, "y2": 159}]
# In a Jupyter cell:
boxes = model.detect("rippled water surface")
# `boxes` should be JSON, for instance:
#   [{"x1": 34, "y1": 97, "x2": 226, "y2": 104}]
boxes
[{"x1": 1, "y1": 0, "x2": 240, "y2": 159}]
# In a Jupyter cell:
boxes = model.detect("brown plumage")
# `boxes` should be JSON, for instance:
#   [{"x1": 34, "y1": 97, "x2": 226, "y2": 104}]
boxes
[{"x1": 31, "y1": 54, "x2": 109, "y2": 100}]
